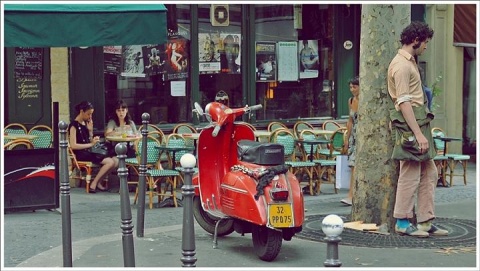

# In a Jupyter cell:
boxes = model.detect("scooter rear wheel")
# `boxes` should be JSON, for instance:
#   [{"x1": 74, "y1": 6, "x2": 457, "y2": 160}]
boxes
[
  {"x1": 193, "y1": 196, "x2": 234, "y2": 236},
  {"x1": 252, "y1": 225, "x2": 282, "y2": 262}
]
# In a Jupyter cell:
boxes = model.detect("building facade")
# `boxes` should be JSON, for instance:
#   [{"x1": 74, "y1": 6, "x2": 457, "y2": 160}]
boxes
[{"x1": 3, "y1": 4, "x2": 476, "y2": 154}]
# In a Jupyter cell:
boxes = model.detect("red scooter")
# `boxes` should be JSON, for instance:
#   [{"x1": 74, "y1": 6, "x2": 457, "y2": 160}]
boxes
[{"x1": 192, "y1": 102, "x2": 304, "y2": 261}]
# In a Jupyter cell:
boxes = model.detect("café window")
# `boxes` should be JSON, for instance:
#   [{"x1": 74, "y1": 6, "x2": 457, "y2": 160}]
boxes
[
  {"x1": 103, "y1": 5, "x2": 192, "y2": 126},
  {"x1": 197, "y1": 4, "x2": 243, "y2": 109},
  {"x1": 255, "y1": 4, "x2": 334, "y2": 121}
]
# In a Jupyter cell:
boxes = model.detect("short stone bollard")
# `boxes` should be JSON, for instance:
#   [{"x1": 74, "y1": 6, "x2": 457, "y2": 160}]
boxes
[{"x1": 321, "y1": 214, "x2": 344, "y2": 267}]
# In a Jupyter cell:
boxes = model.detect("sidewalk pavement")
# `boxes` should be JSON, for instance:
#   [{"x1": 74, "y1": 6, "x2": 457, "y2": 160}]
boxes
[{"x1": 5, "y1": 162, "x2": 478, "y2": 270}]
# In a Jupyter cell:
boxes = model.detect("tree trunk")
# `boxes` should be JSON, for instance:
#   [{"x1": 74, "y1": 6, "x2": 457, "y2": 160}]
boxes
[{"x1": 351, "y1": 4, "x2": 411, "y2": 232}]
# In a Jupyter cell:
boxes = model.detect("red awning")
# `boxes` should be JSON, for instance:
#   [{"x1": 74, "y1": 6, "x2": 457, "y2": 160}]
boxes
[{"x1": 453, "y1": 4, "x2": 476, "y2": 47}]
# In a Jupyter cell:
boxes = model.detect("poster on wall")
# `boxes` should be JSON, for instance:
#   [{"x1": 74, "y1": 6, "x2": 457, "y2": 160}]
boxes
[
  {"x1": 219, "y1": 33, "x2": 241, "y2": 74},
  {"x1": 298, "y1": 40, "x2": 319, "y2": 79},
  {"x1": 103, "y1": 46, "x2": 122, "y2": 75},
  {"x1": 121, "y1": 45, "x2": 146, "y2": 78},
  {"x1": 255, "y1": 42, "x2": 276, "y2": 82},
  {"x1": 277, "y1": 41, "x2": 298, "y2": 81},
  {"x1": 142, "y1": 44, "x2": 166, "y2": 76},
  {"x1": 164, "y1": 36, "x2": 189, "y2": 81},
  {"x1": 199, "y1": 32, "x2": 221, "y2": 74},
  {"x1": 14, "y1": 47, "x2": 43, "y2": 79}
]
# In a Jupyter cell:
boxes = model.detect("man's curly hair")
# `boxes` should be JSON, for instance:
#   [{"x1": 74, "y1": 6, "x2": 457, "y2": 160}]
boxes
[{"x1": 400, "y1": 21, "x2": 434, "y2": 45}]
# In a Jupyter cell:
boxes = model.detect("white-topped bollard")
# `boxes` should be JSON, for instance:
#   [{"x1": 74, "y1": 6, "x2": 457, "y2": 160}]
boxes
[
  {"x1": 321, "y1": 214, "x2": 344, "y2": 267},
  {"x1": 180, "y1": 153, "x2": 197, "y2": 267}
]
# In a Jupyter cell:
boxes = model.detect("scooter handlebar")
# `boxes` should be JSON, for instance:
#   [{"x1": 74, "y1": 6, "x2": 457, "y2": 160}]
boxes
[
  {"x1": 247, "y1": 104, "x2": 263, "y2": 112},
  {"x1": 212, "y1": 124, "x2": 221, "y2": 137}
]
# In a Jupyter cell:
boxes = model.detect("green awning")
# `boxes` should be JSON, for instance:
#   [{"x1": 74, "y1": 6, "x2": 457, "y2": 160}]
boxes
[{"x1": 4, "y1": 4, "x2": 168, "y2": 47}]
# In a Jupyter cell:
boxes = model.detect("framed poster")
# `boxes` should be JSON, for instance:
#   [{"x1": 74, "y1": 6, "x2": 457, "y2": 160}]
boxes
[
  {"x1": 103, "y1": 46, "x2": 122, "y2": 75},
  {"x1": 199, "y1": 32, "x2": 221, "y2": 74},
  {"x1": 121, "y1": 45, "x2": 146, "y2": 78},
  {"x1": 277, "y1": 41, "x2": 299, "y2": 81},
  {"x1": 142, "y1": 44, "x2": 166, "y2": 76},
  {"x1": 219, "y1": 33, "x2": 241, "y2": 74},
  {"x1": 298, "y1": 40, "x2": 319, "y2": 79},
  {"x1": 256, "y1": 42, "x2": 276, "y2": 82},
  {"x1": 164, "y1": 36, "x2": 189, "y2": 81}
]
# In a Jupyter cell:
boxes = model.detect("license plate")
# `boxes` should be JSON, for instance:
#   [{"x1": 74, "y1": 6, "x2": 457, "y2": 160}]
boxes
[{"x1": 268, "y1": 203, "x2": 293, "y2": 228}]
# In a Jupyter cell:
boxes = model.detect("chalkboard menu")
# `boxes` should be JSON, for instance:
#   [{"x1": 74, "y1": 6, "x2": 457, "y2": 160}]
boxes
[{"x1": 14, "y1": 47, "x2": 43, "y2": 79}]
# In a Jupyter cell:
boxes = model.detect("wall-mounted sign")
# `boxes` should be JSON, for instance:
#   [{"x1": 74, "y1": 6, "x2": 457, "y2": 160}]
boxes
[
  {"x1": 14, "y1": 47, "x2": 43, "y2": 79},
  {"x1": 343, "y1": 40, "x2": 353, "y2": 50}
]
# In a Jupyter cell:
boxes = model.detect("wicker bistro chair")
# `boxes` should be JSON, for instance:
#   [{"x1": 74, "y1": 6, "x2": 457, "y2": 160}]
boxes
[
  {"x1": 4, "y1": 139, "x2": 34, "y2": 150},
  {"x1": 4, "y1": 123, "x2": 28, "y2": 145},
  {"x1": 269, "y1": 128, "x2": 318, "y2": 195},
  {"x1": 293, "y1": 120, "x2": 314, "y2": 139},
  {"x1": 125, "y1": 135, "x2": 180, "y2": 209},
  {"x1": 431, "y1": 127, "x2": 449, "y2": 187},
  {"x1": 28, "y1": 125, "x2": 53, "y2": 148},
  {"x1": 172, "y1": 123, "x2": 197, "y2": 147},
  {"x1": 163, "y1": 133, "x2": 197, "y2": 186},
  {"x1": 432, "y1": 127, "x2": 470, "y2": 187},
  {"x1": 321, "y1": 120, "x2": 341, "y2": 131},
  {"x1": 267, "y1": 121, "x2": 288, "y2": 132},
  {"x1": 299, "y1": 130, "x2": 337, "y2": 195},
  {"x1": 68, "y1": 146, "x2": 102, "y2": 193},
  {"x1": 318, "y1": 127, "x2": 347, "y2": 160}
]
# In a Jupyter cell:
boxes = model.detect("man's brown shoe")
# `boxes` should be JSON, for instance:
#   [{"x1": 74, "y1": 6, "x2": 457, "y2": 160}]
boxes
[{"x1": 395, "y1": 224, "x2": 429, "y2": 238}]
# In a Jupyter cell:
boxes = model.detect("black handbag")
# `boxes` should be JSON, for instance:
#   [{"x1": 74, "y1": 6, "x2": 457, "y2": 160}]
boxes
[{"x1": 89, "y1": 142, "x2": 110, "y2": 160}]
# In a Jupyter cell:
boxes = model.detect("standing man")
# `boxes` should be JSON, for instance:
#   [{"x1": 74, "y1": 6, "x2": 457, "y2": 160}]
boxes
[{"x1": 387, "y1": 21, "x2": 448, "y2": 237}]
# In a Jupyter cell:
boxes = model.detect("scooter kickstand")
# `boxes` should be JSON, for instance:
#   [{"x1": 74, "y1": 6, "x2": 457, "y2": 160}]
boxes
[{"x1": 213, "y1": 218, "x2": 227, "y2": 249}]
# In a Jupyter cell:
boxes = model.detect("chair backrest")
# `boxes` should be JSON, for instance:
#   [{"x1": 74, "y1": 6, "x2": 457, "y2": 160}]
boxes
[
  {"x1": 329, "y1": 127, "x2": 348, "y2": 154},
  {"x1": 236, "y1": 121, "x2": 256, "y2": 131},
  {"x1": 299, "y1": 129, "x2": 318, "y2": 159},
  {"x1": 267, "y1": 121, "x2": 288, "y2": 132},
  {"x1": 173, "y1": 123, "x2": 197, "y2": 134},
  {"x1": 147, "y1": 130, "x2": 166, "y2": 145},
  {"x1": 293, "y1": 121, "x2": 314, "y2": 139},
  {"x1": 4, "y1": 139, "x2": 34, "y2": 150},
  {"x1": 134, "y1": 135, "x2": 161, "y2": 166},
  {"x1": 269, "y1": 128, "x2": 296, "y2": 160},
  {"x1": 28, "y1": 125, "x2": 53, "y2": 148},
  {"x1": 322, "y1": 120, "x2": 341, "y2": 131},
  {"x1": 4, "y1": 123, "x2": 28, "y2": 134},
  {"x1": 431, "y1": 127, "x2": 446, "y2": 155},
  {"x1": 165, "y1": 133, "x2": 189, "y2": 164}
]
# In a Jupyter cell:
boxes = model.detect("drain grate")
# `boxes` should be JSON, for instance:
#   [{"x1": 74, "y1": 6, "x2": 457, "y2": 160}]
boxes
[{"x1": 296, "y1": 215, "x2": 477, "y2": 249}]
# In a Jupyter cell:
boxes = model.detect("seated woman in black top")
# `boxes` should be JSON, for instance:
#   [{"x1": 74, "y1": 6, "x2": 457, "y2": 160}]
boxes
[{"x1": 69, "y1": 101, "x2": 118, "y2": 193}]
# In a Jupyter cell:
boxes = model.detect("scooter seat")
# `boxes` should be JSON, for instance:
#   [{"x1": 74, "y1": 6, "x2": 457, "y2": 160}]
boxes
[{"x1": 237, "y1": 139, "x2": 284, "y2": 165}]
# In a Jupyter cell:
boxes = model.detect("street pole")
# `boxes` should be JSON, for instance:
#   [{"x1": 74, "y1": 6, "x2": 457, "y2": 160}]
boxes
[
  {"x1": 58, "y1": 121, "x2": 73, "y2": 267},
  {"x1": 117, "y1": 143, "x2": 136, "y2": 267},
  {"x1": 321, "y1": 214, "x2": 344, "y2": 267},
  {"x1": 180, "y1": 153, "x2": 197, "y2": 267},
  {"x1": 136, "y1": 113, "x2": 150, "y2": 237}
]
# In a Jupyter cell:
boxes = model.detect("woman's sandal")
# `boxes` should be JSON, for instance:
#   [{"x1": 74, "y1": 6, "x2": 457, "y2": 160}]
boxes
[
  {"x1": 89, "y1": 188, "x2": 97, "y2": 193},
  {"x1": 97, "y1": 186, "x2": 108, "y2": 192}
]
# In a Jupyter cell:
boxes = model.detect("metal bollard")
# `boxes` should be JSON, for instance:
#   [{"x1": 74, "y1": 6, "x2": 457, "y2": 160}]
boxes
[
  {"x1": 321, "y1": 214, "x2": 344, "y2": 267},
  {"x1": 117, "y1": 143, "x2": 136, "y2": 267},
  {"x1": 136, "y1": 113, "x2": 150, "y2": 237},
  {"x1": 58, "y1": 121, "x2": 73, "y2": 267},
  {"x1": 180, "y1": 153, "x2": 197, "y2": 267}
]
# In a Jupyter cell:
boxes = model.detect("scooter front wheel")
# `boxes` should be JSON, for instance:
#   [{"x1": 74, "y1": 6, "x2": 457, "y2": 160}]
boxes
[
  {"x1": 193, "y1": 196, "x2": 234, "y2": 236},
  {"x1": 252, "y1": 225, "x2": 282, "y2": 262}
]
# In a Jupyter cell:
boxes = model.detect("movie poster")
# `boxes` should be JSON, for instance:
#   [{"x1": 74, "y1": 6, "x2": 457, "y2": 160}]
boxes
[
  {"x1": 298, "y1": 40, "x2": 319, "y2": 79},
  {"x1": 121, "y1": 45, "x2": 145, "y2": 78},
  {"x1": 164, "y1": 37, "x2": 189, "y2": 81},
  {"x1": 219, "y1": 33, "x2": 241, "y2": 74},
  {"x1": 142, "y1": 44, "x2": 166, "y2": 76},
  {"x1": 255, "y1": 42, "x2": 276, "y2": 82},
  {"x1": 199, "y1": 32, "x2": 221, "y2": 74},
  {"x1": 103, "y1": 46, "x2": 123, "y2": 75}
]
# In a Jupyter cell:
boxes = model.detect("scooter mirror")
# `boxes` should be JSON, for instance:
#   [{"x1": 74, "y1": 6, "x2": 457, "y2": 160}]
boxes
[{"x1": 194, "y1": 102, "x2": 204, "y2": 115}]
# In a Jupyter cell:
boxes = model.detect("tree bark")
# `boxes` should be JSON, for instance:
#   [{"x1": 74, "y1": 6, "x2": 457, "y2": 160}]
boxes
[{"x1": 351, "y1": 4, "x2": 411, "y2": 232}]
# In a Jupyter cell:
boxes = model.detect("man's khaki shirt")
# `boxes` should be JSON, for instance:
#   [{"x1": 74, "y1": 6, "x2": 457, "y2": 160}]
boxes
[{"x1": 387, "y1": 49, "x2": 424, "y2": 111}]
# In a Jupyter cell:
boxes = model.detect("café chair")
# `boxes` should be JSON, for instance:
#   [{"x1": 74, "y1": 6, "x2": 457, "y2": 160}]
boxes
[
  {"x1": 28, "y1": 125, "x2": 53, "y2": 148},
  {"x1": 164, "y1": 133, "x2": 197, "y2": 186},
  {"x1": 68, "y1": 147, "x2": 102, "y2": 193},
  {"x1": 4, "y1": 123, "x2": 28, "y2": 144},
  {"x1": 172, "y1": 123, "x2": 197, "y2": 147},
  {"x1": 4, "y1": 139, "x2": 34, "y2": 150},
  {"x1": 293, "y1": 120, "x2": 314, "y2": 139},
  {"x1": 299, "y1": 130, "x2": 337, "y2": 195},
  {"x1": 321, "y1": 120, "x2": 341, "y2": 131},
  {"x1": 236, "y1": 121, "x2": 257, "y2": 131},
  {"x1": 431, "y1": 127, "x2": 449, "y2": 187},
  {"x1": 270, "y1": 128, "x2": 317, "y2": 195},
  {"x1": 267, "y1": 121, "x2": 288, "y2": 132},
  {"x1": 432, "y1": 127, "x2": 470, "y2": 186},
  {"x1": 318, "y1": 127, "x2": 347, "y2": 160}
]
